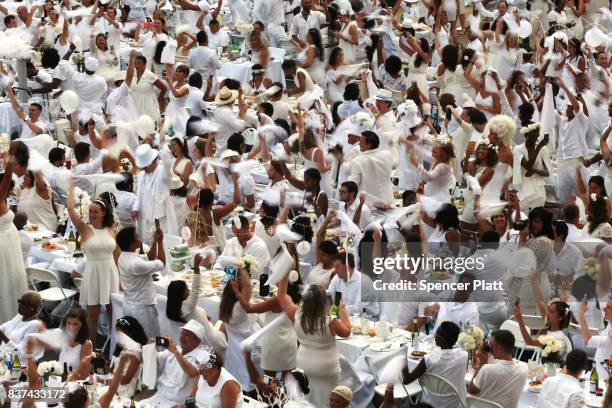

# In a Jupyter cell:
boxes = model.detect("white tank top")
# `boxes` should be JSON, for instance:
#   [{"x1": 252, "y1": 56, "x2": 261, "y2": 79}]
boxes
[
  {"x1": 195, "y1": 368, "x2": 243, "y2": 408},
  {"x1": 18, "y1": 185, "x2": 57, "y2": 231},
  {"x1": 59, "y1": 343, "x2": 82, "y2": 370}
]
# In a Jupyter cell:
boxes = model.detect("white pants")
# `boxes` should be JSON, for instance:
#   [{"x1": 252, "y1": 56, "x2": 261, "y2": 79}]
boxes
[
  {"x1": 557, "y1": 158, "x2": 588, "y2": 204},
  {"x1": 122, "y1": 302, "x2": 160, "y2": 337}
]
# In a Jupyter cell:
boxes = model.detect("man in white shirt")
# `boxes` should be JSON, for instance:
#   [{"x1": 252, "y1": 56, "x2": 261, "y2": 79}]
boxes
[
  {"x1": 537, "y1": 349, "x2": 587, "y2": 408},
  {"x1": 57, "y1": 58, "x2": 108, "y2": 115},
  {"x1": 142, "y1": 320, "x2": 205, "y2": 406},
  {"x1": 214, "y1": 215, "x2": 271, "y2": 279},
  {"x1": 131, "y1": 144, "x2": 174, "y2": 245},
  {"x1": 556, "y1": 78, "x2": 590, "y2": 203},
  {"x1": 578, "y1": 296, "x2": 612, "y2": 380},
  {"x1": 338, "y1": 181, "x2": 370, "y2": 230},
  {"x1": 563, "y1": 204, "x2": 586, "y2": 242},
  {"x1": 399, "y1": 322, "x2": 468, "y2": 408},
  {"x1": 5, "y1": 87, "x2": 50, "y2": 140},
  {"x1": 72, "y1": 143, "x2": 106, "y2": 198},
  {"x1": 253, "y1": 0, "x2": 286, "y2": 46},
  {"x1": 469, "y1": 330, "x2": 529, "y2": 408},
  {"x1": 189, "y1": 31, "x2": 221, "y2": 85},
  {"x1": 328, "y1": 252, "x2": 379, "y2": 316},
  {"x1": 205, "y1": 19, "x2": 230, "y2": 51},
  {"x1": 116, "y1": 226, "x2": 166, "y2": 337},
  {"x1": 348, "y1": 131, "x2": 395, "y2": 207},
  {"x1": 289, "y1": 0, "x2": 325, "y2": 47}
]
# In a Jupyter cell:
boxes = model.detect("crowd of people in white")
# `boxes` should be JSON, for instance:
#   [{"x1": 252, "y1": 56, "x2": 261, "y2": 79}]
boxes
[{"x1": 0, "y1": 0, "x2": 610, "y2": 406}]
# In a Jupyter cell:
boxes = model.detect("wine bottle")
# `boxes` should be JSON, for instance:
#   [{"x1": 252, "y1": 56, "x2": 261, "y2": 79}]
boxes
[
  {"x1": 62, "y1": 362, "x2": 68, "y2": 382},
  {"x1": 11, "y1": 349, "x2": 21, "y2": 380},
  {"x1": 590, "y1": 367, "x2": 599, "y2": 394},
  {"x1": 67, "y1": 230, "x2": 77, "y2": 253}
]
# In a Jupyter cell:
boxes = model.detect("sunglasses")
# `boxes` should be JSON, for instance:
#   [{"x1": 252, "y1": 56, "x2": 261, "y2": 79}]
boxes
[{"x1": 116, "y1": 318, "x2": 130, "y2": 327}]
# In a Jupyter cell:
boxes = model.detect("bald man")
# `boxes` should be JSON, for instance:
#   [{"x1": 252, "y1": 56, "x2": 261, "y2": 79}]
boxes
[{"x1": 13, "y1": 211, "x2": 32, "y2": 263}]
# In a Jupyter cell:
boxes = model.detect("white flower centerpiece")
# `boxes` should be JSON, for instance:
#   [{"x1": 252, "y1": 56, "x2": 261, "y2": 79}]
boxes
[
  {"x1": 581, "y1": 257, "x2": 600, "y2": 281},
  {"x1": 458, "y1": 325, "x2": 485, "y2": 368},
  {"x1": 73, "y1": 187, "x2": 92, "y2": 224},
  {"x1": 37, "y1": 361, "x2": 63, "y2": 385},
  {"x1": 538, "y1": 335, "x2": 564, "y2": 376},
  {"x1": 237, "y1": 254, "x2": 260, "y2": 277}
]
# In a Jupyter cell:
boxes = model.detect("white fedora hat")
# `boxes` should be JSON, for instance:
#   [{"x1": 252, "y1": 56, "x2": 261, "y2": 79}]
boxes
[{"x1": 134, "y1": 144, "x2": 159, "y2": 168}]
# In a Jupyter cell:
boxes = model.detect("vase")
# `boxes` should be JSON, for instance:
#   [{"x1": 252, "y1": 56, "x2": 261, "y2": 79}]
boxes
[{"x1": 545, "y1": 363, "x2": 559, "y2": 377}]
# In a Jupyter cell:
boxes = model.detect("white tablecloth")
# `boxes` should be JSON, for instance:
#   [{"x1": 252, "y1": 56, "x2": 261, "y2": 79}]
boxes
[{"x1": 217, "y1": 59, "x2": 286, "y2": 87}]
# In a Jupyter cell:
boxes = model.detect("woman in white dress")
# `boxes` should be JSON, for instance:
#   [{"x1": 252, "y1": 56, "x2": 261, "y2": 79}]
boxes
[
  {"x1": 514, "y1": 300, "x2": 573, "y2": 357},
  {"x1": 443, "y1": 0, "x2": 460, "y2": 44},
  {"x1": 141, "y1": 17, "x2": 169, "y2": 72},
  {"x1": 408, "y1": 138, "x2": 454, "y2": 206},
  {"x1": 301, "y1": 128, "x2": 333, "y2": 199},
  {"x1": 67, "y1": 182, "x2": 119, "y2": 343},
  {"x1": 165, "y1": 64, "x2": 190, "y2": 137},
  {"x1": 331, "y1": 10, "x2": 358, "y2": 65},
  {"x1": 483, "y1": 115, "x2": 515, "y2": 207},
  {"x1": 563, "y1": 38, "x2": 587, "y2": 90},
  {"x1": 401, "y1": 35, "x2": 430, "y2": 101},
  {"x1": 437, "y1": 44, "x2": 464, "y2": 103},
  {"x1": 464, "y1": 65, "x2": 502, "y2": 121},
  {"x1": 219, "y1": 268, "x2": 258, "y2": 393},
  {"x1": 295, "y1": 29, "x2": 326, "y2": 87},
  {"x1": 496, "y1": 32, "x2": 523, "y2": 81},
  {"x1": 125, "y1": 51, "x2": 167, "y2": 121},
  {"x1": 515, "y1": 125, "x2": 551, "y2": 213},
  {"x1": 191, "y1": 348, "x2": 243, "y2": 408},
  {"x1": 462, "y1": 141, "x2": 498, "y2": 225},
  {"x1": 325, "y1": 47, "x2": 348, "y2": 105},
  {"x1": 431, "y1": 8, "x2": 450, "y2": 67},
  {"x1": 565, "y1": 0, "x2": 585, "y2": 40},
  {"x1": 167, "y1": 135, "x2": 193, "y2": 188},
  {"x1": 231, "y1": 269, "x2": 299, "y2": 377},
  {"x1": 278, "y1": 279, "x2": 351, "y2": 408},
  {"x1": 89, "y1": 33, "x2": 119, "y2": 86},
  {"x1": 18, "y1": 170, "x2": 57, "y2": 232}
]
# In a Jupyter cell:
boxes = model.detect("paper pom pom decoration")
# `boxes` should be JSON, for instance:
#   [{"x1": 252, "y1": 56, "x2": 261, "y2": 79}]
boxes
[
  {"x1": 181, "y1": 225, "x2": 192, "y2": 242},
  {"x1": 133, "y1": 115, "x2": 155, "y2": 137},
  {"x1": 288, "y1": 270, "x2": 299, "y2": 283},
  {"x1": 59, "y1": 90, "x2": 80, "y2": 114}
]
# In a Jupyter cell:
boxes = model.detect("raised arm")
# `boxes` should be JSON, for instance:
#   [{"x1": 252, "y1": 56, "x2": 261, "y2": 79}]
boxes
[
  {"x1": 600, "y1": 124, "x2": 612, "y2": 162},
  {"x1": 66, "y1": 180, "x2": 92, "y2": 239}
]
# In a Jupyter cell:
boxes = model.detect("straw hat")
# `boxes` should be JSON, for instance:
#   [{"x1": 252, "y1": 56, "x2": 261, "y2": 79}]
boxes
[{"x1": 215, "y1": 87, "x2": 239, "y2": 105}]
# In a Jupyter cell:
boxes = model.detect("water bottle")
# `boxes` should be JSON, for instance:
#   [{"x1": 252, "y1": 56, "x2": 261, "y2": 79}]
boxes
[{"x1": 4, "y1": 351, "x2": 12, "y2": 371}]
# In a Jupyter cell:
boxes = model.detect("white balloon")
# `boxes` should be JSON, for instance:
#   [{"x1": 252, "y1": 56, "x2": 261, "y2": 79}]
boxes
[
  {"x1": 296, "y1": 241, "x2": 311, "y2": 256},
  {"x1": 585, "y1": 27, "x2": 603, "y2": 47},
  {"x1": 133, "y1": 115, "x2": 155, "y2": 137},
  {"x1": 59, "y1": 90, "x2": 80, "y2": 114},
  {"x1": 517, "y1": 21, "x2": 532, "y2": 39}
]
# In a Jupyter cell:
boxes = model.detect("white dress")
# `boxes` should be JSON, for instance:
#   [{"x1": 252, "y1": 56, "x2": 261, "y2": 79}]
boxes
[
  {"x1": 298, "y1": 46, "x2": 325, "y2": 87},
  {"x1": 129, "y1": 70, "x2": 161, "y2": 121},
  {"x1": 166, "y1": 84, "x2": 190, "y2": 136},
  {"x1": 59, "y1": 343, "x2": 82, "y2": 370},
  {"x1": 295, "y1": 311, "x2": 340, "y2": 408},
  {"x1": 224, "y1": 303, "x2": 257, "y2": 392},
  {"x1": 18, "y1": 186, "x2": 58, "y2": 232},
  {"x1": 303, "y1": 148, "x2": 333, "y2": 197},
  {"x1": 195, "y1": 368, "x2": 243, "y2": 408},
  {"x1": 0, "y1": 211, "x2": 28, "y2": 323},
  {"x1": 80, "y1": 227, "x2": 120, "y2": 306},
  {"x1": 482, "y1": 162, "x2": 511, "y2": 202},
  {"x1": 260, "y1": 311, "x2": 298, "y2": 372},
  {"x1": 338, "y1": 22, "x2": 358, "y2": 64}
]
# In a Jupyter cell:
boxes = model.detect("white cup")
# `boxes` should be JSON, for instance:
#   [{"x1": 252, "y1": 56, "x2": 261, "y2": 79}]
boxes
[{"x1": 376, "y1": 321, "x2": 390, "y2": 340}]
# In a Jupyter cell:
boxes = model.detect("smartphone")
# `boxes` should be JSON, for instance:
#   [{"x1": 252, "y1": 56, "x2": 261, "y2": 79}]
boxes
[
  {"x1": 328, "y1": 199, "x2": 340, "y2": 211},
  {"x1": 334, "y1": 291, "x2": 342, "y2": 307},
  {"x1": 155, "y1": 219, "x2": 161, "y2": 231},
  {"x1": 184, "y1": 397, "x2": 196, "y2": 408},
  {"x1": 259, "y1": 274, "x2": 270, "y2": 297},
  {"x1": 92, "y1": 356, "x2": 105, "y2": 375},
  {"x1": 155, "y1": 336, "x2": 169, "y2": 348}
]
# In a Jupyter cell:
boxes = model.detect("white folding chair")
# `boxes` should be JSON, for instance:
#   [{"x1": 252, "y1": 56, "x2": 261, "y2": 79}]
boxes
[
  {"x1": 26, "y1": 266, "x2": 77, "y2": 321},
  {"x1": 417, "y1": 373, "x2": 466, "y2": 408},
  {"x1": 466, "y1": 395, "x2": 504, "y2": 408},
  {"x1": 242, "y1": 394, "x2": 268, "y2": 407},
  {"x1": 499, "y1": 320, "x2": 540, "y2": 361},
  {"x1": 512, "y1": 314, "x2": 546, "y2": 332}
]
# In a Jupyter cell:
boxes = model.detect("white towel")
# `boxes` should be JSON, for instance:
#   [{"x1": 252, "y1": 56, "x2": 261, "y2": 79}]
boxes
[{"x1": 141, "y1": 343, "x2": 157, "y2": 390}]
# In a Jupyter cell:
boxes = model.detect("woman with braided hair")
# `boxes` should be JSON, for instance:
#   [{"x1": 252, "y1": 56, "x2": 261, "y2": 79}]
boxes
[{"x1": 67, "y1": 179, "x2": 120, "y2": 343}]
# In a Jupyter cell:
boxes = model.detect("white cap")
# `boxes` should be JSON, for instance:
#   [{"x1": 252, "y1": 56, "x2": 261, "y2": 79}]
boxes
[
  {"x1": 181, "y1": 319, "x2": 206, "y2": 341},
  {"x1": 84, "y1": 57, "x2": 99, "y2": 72}
]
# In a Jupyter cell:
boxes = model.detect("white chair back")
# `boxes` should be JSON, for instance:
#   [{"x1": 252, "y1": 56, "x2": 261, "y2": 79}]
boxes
[
  {"x1": 26, "y1": 266, "x2": 60, "y2": 286},
  {"x1": 513, "y1": 314, "x2": 545, "y2": 332},
  {"x1": 499, "y1": 320, "x2": 529, "y2": 349},
  {"x1": 466, "y1": 395, "x2": 504, "y2": 408},
  {"x1": 418, "y1": 373, "x2": 466, "y2": 408},
  {"x1": 268, "y1": 47, "x2": 286, "y2": 61}
]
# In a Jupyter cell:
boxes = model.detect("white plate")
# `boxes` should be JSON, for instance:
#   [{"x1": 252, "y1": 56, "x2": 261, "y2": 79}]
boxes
[
  {"x1": 526, "y1": 384, "x2": 542, "y2": 393},
  {"x1": 369, "y1": 341, "x2": 402, "y2": 352}
]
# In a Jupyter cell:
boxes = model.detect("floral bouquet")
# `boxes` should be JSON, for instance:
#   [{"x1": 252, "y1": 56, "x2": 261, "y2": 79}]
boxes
[
  {"x1": 72, "y1": 54, "x2": 85, "y2": 73},
  {"x1": 73, "y1": 187, "x2": 92, "y2": 224},
  {"x1": 580, "y1": 257, "x2": 599, "y2": 281},
  {"x1": 237, "y1": 255, "x2": 260, "y2": 276},
  {"x1": 37, "y1": 361, "x2": 63, "y2": 378},
  {"x1": 458, "y1": 325, "x2": 485, "y2": 351},
  {"x1": 0, "y1": 133, "x2": 9, "y2": 152},
  {"x1": 537, "y1": 335, "x2": 564, "y2": 364},
  {"x1": 236, "y1": 21, "x2": 254, "y2": 34},
  {"x1": 350, "y1": 111, "x2": 374, "y2": 130}
]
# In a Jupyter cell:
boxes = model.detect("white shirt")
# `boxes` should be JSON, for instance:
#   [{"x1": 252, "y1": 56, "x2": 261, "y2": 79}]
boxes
[
  {"x1": 553, "y1": 242, "x2": 583, "y2": 278},
  {"x1": 185, "y1": 85, "x2": 207, "y2": 116},
  {"x1": 339, "y1": 199, "x2": 370, "y2": 230},
  {"x1": 153, "y1": 347, "x2": 204, "y2": 404},
  {"x1": 432, "y1": 302, "x2": 480, "y2": 333},
  {"x1": 253, "y1": 0, "x2": 285, "y2": 26},
  {"x1": 57, "y1": 61, "x2": 108, "y2": 114},
  {"x1": 326, "y1": 270, "x2": 379, "y2": 316},
  {"x1": 473, "y1": 359, "x2": 529, "y2": 408},
  {"x1": 289, "y1": 10, "x2": 325, "y2": 43},
  {"x1": 115, "y1": 190, "x2": 137, "y2": 229},
  {"x1": 118, "y1": 252, "x2": 164, "y2": 306},
  {"x1": 132, "y1": 152, "x2": 173, "y2": 223},
  {"x1": 467, "y1": 248, "x2": 507, "y2": 312},
  {"x1": 19, "y1": 120, "x2": 50, "y2": 140},
  {"x1": 556, "y1": 110, "x2": 589, "y2": 160},
  {"x1": 214, "y1": 236, "x2": 271, "y2": 279},
  {"x1": 537, "y1": 373, "x2": 584, "y2": 408},
  {"x1": 424, "y1": 349, "x2": 468, "y2": 408},
  {"x1": 205, "y1": 28, "x2": 230, "y2": 50},
  {"x1": 73, "y1": 154, "x2": 106, "y2": 198},
  {"x1": 587, "y1": 324, "x2": 612, "y2": 380},
  {"x1": 0, "y1": 315, "x2": 43, "y2": 361},
  {"x1": 188, "y1": 45, "x2": 221, "y2": 80}
]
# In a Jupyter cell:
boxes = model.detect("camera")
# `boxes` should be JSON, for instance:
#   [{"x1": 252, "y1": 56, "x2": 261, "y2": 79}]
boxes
[{"x1": 155, "y1": 337, "x2": 169, "y2": 348}]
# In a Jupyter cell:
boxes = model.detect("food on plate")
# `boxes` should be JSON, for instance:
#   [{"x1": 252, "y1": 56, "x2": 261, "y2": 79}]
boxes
[
  {"x1": 411, "y1": 351, "x2": 427, "y2": 357},
  {"x1": 352, "y1": 326, "x2": 362, "y2": 334},
  {"x1": 367, "y1": 327, "x2": 376, "y2": 337},
  {"x1": 41, "y1": 241, "x2": 58, "y2": 250},
  {"x1": 528, "y1": 380, "x2": 543, "y2": 388},
  {"x1": 26, "y1": 224, "x2": 39, "y2": 232}
]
